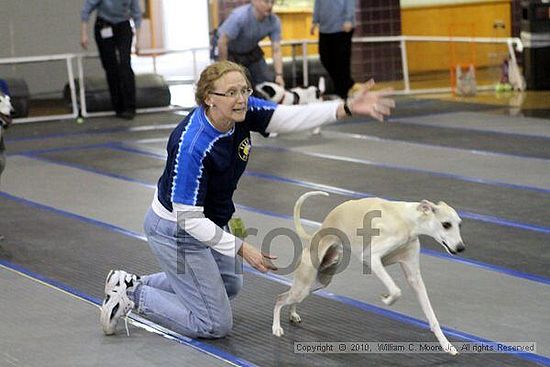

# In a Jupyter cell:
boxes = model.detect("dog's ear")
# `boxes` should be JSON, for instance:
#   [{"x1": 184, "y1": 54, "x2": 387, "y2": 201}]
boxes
[
  {"x1": 417, "y1": 200, "x2": 436, "y2": 214},
  {"x1": 263, "y1": 85, "x2": 277, "y2": 99},
  {"x1": 256, "y1": 82, "x2": 285, "y2": 103}
]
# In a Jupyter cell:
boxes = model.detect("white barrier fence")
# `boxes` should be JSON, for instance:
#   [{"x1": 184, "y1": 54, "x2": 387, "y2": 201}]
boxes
[
  {"x1": 266, "y1": 35, "x2": 523, "y2": 94},
  {"x1": 0, "y1": 35, "x2": 523, "y2": 123},
  {"x1": 0, "y1": 54, "x2": 79, "y2": 123},
  {"x1": 75, "y1": 53, "x2": 191, "y2": 118}
]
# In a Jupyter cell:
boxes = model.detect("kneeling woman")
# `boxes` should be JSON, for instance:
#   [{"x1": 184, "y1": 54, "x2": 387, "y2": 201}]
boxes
[{"x1": 99, "y1": 61, "x2": 394, "y2": 338}]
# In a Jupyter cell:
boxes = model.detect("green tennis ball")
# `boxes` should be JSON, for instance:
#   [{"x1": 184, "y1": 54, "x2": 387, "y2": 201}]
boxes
[{"x1": 229, "y1": 217, "x2": 248, "y2": 239}]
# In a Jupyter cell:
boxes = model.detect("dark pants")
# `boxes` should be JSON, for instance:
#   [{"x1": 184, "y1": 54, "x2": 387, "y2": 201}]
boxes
[
  {"x1": 94, "y1": 18, "x2": 136, "y2": 114},
  {"x1": 228, "y1": 47, "x2": 273, "y2": 88},
  {"x1": 319, "y1": 30, "x2": 355, "y2": 99},
  {"x1": 242, "y1": 58, "x2": 273, "y2": 88}
]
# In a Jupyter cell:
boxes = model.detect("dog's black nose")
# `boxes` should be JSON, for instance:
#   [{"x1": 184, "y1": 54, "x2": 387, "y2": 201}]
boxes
[{"x1": 456, "y1": 243, "x2": 465, "y2": 253}]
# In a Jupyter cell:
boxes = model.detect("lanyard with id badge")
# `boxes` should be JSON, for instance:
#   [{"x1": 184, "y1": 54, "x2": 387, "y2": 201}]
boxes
[{"x1": 100, "y1": 26, "x2": 114, "y2": 39}]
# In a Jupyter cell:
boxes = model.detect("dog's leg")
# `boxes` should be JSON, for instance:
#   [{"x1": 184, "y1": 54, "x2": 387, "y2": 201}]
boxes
[
  {"x1": 272, "y1": 291, "x2": 290, "y2": 336},
  {"x1": 370, "y1": 253, "x2": 402, "y2": 305},
  {"x1": 289, "y1": 304, "x2": 301, "y2": 324},
  {"x1": 285, "y1": 272, "x2": 330, "y2": 327},
  {"x1": 273, "y1": 234, "x2": 339, "y2": 336},
  {"x1": 398, "y1": 240, "x2": 458, "y2": 355},
  {"x1": 272, "y1": 287, "x2": 312, "y2": 337},
  {"x1": 272, "y1": 249, "x2": 318, "y2": 336},
  {"x1": 273, "y1": 242, "x2": 330, "y2": 336}
]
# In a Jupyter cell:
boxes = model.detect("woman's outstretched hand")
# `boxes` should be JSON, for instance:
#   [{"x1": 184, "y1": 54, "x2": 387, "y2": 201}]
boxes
[{"x1": 345, "y1": 79, "x2": 395, "y2": 122}]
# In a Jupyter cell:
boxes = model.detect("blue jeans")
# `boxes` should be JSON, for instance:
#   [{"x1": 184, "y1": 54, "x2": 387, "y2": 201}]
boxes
[{"x1": 135, "y1": 208, "x2": 243, "y2": 338}]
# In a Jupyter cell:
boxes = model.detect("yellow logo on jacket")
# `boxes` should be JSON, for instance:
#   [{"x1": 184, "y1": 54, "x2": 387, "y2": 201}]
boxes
[{"x1": 238, "y1": 137, "x2": 251, "y2": 161}]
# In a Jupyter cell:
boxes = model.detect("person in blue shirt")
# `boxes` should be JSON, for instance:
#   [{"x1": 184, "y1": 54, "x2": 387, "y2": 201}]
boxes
[
  {"x1": 99, "y1": 61, "x2": 394, "y2": 338},
  {"x1": 217, "y1": 0, "x2": 285, "y2": 88},
  {"x1": 80, "y1": 0, "x2": 142, "y2": 120},
  {"x1": 311, "y1": 0, "x2": 356, "y2": 99}
]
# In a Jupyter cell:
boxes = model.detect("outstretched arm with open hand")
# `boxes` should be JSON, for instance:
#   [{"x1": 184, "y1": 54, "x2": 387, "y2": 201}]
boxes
[{"x1": 336, "y1": 79, "x2": 395, "y2": 121}]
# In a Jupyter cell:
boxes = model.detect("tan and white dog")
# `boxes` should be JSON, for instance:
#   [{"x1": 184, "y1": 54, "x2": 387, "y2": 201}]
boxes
[{"x1": 272, "y1": 191, "x2": 465, "y2": 355}]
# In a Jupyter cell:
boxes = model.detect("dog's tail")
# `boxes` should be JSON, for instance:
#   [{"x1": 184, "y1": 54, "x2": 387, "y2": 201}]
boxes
[{"x1": 294, "y1": 191, "x2": 329, "y2": 241}]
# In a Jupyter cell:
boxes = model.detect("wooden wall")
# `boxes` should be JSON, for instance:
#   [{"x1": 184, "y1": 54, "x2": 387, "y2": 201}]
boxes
[
  {"x1": 401, "y1": 1, "x2": 512, "y2": 73},
  {"x1": 273, "y1": 10, "x2": 318, "y2": 57}
]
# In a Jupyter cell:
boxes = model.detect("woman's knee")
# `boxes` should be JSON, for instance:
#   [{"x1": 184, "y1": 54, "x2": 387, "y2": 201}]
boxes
[
  {"x1": 208, "y1": 318, "x2": 233, "y2": 338},
  {"x1": 195, "y1": 311, "x2": 233, "y2": 338}
]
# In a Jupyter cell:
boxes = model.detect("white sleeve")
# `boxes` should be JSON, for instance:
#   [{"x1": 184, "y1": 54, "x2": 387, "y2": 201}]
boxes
[
  {"x1": 265, "y1": 100, "x2": 341, "y2": 134},
  {"x1": 173, "y1": 203, "x2": 243, "y2": 258}
]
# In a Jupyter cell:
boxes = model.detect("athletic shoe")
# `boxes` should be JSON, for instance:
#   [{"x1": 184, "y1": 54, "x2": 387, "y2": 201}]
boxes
[
  {"x1": 100, "y1": 270, "x2": 140, "y2": 335},
  {"x1": 104, "y1": 269, "x2": 139, "y2": 295}
]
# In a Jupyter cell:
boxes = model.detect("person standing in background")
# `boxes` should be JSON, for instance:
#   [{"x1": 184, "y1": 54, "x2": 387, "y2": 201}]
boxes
[
  {"x1": 80, "y1": 0, "x2": 142, "y2": 120},
  {"x1": 311, "y1": 0, "x2": 356, "y2": 99},
  {"x1": 217, "y1": 0, "x2": 285, "y2": 88}
]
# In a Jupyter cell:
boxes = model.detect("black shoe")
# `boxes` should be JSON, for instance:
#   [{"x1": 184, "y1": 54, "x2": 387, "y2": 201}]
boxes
[
  {"x1": 122, "y1": 110, "x2": 135, "y2": 120},
  {"x1": 116, "y1": 111, "x2": 135, "y2": 120}
]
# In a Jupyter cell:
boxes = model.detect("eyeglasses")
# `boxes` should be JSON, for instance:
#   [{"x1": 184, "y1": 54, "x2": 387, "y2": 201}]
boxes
[{"x1": 209, "y1": 87, "x2": 253, "y2": 99}]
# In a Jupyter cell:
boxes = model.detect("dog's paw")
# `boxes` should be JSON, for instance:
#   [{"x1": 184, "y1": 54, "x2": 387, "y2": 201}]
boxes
[
  {"x1": 381, "y1": 289, "x2": 401, "y2": 306},
  {"x1": 289, "y1": 313, "x2": 302, "y2": 324},
  {"x1": 272, "y1": 325, "x2": 285, "y2": 337}
]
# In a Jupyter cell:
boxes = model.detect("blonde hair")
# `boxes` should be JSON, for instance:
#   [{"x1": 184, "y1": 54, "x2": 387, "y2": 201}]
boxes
[{"x1": 195, "y1": 61, "x2": 251, "y2": 107}]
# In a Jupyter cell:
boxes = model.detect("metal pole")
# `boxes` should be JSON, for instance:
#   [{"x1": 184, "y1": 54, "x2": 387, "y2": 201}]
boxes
[
  {"x1": 77, "y1": 55, "x2": 88, "y2": 117},
  {"x1": 302, "y1": 41, "x2": 308, "y2": 87},
  {"x1": 66, "y1": 56, "x2": 79, "y2": 118},
  {"x1": 400, "y1": 38, "x2": 411, "y2": 93},
  {"x1": 291, "y1": 44, "x2": 297, "y2": 87}
]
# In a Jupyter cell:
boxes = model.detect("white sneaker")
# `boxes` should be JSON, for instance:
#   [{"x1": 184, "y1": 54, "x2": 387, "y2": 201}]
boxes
[
  {"x1": 100, "y1": 270, "x2": 139, "y2": 335},
  {"x1": 104, "y1": 269, "x2": 139, "y2": 295}
]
